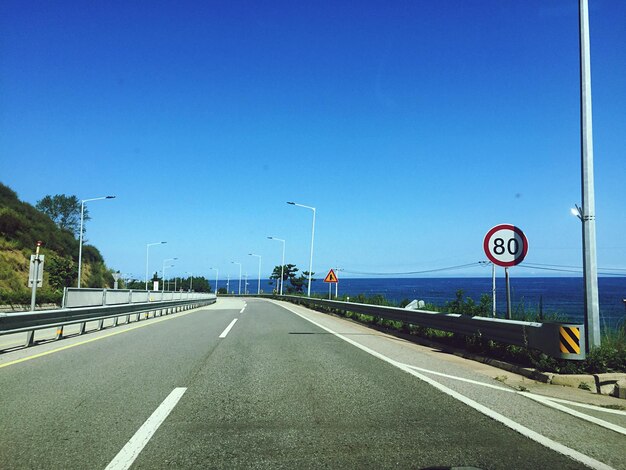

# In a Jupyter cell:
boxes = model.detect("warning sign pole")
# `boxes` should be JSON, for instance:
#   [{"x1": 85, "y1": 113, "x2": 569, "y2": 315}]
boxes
[{"x1": 323, "y1": 269, "x2": 338, "y2": 299}]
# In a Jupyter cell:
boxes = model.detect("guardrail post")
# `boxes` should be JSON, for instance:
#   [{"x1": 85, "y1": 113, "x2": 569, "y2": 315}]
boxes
[
  {"x1": 25, "y1": 330, "x2": 35, "y2": 347},
  {"x1": 56, "y1": 325, "x2": 64, "y2": 340},
  {"x1": 79, "y1": 321, "x2": 86, "y2": 335}
]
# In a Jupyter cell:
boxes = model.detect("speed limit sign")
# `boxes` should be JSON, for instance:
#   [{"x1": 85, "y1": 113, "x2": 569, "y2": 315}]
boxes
[{"x1": 483, "y1": 224, "x2": 528, "y2": 267}]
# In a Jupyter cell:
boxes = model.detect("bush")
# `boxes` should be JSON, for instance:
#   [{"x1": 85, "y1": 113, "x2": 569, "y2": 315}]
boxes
[
  {"x1": 0, "y1": 208, "x2": 25, "y2": 236},
  {"x1": 443, "y1": 290, "x2": 491, "y2": 317}
]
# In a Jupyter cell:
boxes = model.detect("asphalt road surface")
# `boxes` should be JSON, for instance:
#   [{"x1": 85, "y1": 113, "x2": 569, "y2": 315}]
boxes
[{"x1": 1, "y1": 298, "x2": 624, "y2": 469}]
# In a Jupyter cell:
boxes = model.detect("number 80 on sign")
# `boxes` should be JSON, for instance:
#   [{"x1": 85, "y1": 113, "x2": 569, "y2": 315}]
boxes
[{"x1": 483, "y1": 224, "x2": 528, "y2": 267}]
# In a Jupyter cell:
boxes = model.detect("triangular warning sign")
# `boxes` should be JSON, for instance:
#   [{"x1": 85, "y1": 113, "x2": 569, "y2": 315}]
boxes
[{"x1": 323, "y1": 269, "x2": 338, "y2": 283}]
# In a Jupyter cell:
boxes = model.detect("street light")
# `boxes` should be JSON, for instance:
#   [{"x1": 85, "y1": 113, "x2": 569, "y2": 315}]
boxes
[
  {"x1": 186, "y1": 272, "x2": 193, "y2": 292},
  {"x1": 268, "y1": 236, "x2": 285, "y2": 295},
  {"x1": 77, "y1": 195, "x2": 115, "y2": 288},
  {"x1": 210, "y1": 267, "x2": 219, "y2": 294},
  {"x1": 162, "y1": 258, "x2": 177, "y2": 292},
  {"x1": 145, "y1": 241, "x2": 166, "y2": 290},
  {"x1": 249, "y1": 253, "x2": 262, "y2": 295},
  {"x1": 287, "y1": 201, "x2": 316, "y2": 297},
  {"x1": 231, "y1": 262, "x2": 242, "y2": 295}
]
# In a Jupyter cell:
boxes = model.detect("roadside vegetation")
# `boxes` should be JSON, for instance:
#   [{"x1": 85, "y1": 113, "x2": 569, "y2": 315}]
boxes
[
  {"x1": 284, "y1": 289, "x2": 625, "y2": 374},
  {"x1": 0, "y1": 183, "x2": 116, "y2": 307}
]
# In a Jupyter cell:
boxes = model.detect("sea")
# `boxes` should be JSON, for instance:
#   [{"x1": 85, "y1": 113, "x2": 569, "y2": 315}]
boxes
[{"x1": 238, "y1": 277, "x2": 626, "y2": 330}]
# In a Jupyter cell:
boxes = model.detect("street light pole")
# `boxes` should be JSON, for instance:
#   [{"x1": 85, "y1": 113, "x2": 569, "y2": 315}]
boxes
[
  {"x1": 77, "y1": 195, "x2": 115, "y2": 288},
  {"x1": 334, "y1": 267, "x2": 343, "y2": 299},
  {"x1": 210, "y1": 267, "x2": 219, "y2": 294},
  {"x1": 578, "y1": 0, "x2": 600, "y2": 349},
  {"x1": 162, "y1": 258, "x2": 177, "y2": 292},
  {"x1": 162, "y1": 264, "x2": 174, "y2": 291},
  {"x1": 231, "y1": 262, "x2": 242, "y2": 295},
  {"x1": 268, "y1": 237, "x2": 285, "y2": 295},
  {"x1": 249, "y1": 253, "x2": 262, "y2": 295},
  {"x1": 287, "y1": 202, "x2": 316, "y2": 297},
  {"x1": 145, "y1": 241, "x2": 166, "y2": 290}
]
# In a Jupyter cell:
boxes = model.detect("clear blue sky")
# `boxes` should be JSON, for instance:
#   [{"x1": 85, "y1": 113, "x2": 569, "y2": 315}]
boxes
[{"x1": 1, "y1": 1, "x2": 625, "y2": 282}]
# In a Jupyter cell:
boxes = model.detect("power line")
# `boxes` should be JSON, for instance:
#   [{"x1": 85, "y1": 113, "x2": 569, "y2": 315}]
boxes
[
  {"x1": 518, "y1": 263, "x2": 626, "y2": 277},
  {"x1": 342, "y1": 262, "x2": 483, "y2": 276},
  {"x1": 523, "y1": 262, "x2": 626, "y2": 272},
  {"x1": 343, "y1": 261, "x2": 626, "y2": 277}
]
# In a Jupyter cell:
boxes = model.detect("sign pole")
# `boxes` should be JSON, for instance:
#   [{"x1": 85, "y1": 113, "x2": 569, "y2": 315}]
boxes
[
  {"x1": 505, "y1": 267, "x2": 512, "y2": 320},
  {"x1": 492, "y1": 263, "x2": 496, "y2": 317},
  {"x1": 483, "y1": 224, "x2": 528, "y2": 321},
  {"x1": 323, "y1": 268, "x2": 338, "y2": 296},
  {"x1": 30, "y1": 242, "x2": 43, "y2": 312},
  {"x1": 27, "y1": 241, "x2": 43, "y2": 346}
]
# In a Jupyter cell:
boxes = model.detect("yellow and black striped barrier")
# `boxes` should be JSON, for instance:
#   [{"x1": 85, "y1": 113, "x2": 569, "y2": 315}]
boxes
[
  {"x1": 559, "y1": 326, "x2": 581, "y2": 355},
  {"x1": 553, "y1": 324, "x2": 585, "y2": 360}
]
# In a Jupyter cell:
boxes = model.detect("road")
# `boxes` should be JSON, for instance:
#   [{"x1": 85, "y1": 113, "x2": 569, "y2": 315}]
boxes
[{"x1": 1, "y1": 298, "x2": 624, "y2": 469}]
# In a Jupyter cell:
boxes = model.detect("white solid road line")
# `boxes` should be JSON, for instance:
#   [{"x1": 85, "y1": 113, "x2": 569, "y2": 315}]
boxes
[
  {"x1": 105, "y1": 387, "x2": 187, "y2": 470},
  {"x1": 219, "y1": 319, "x2": 238, "y2": 338},
  {"x1": 404, "y1": 363, "x2": 626, "y2": 436},
  {"x1": 276, "y1": 301, "x2": 614, "y2": 470},
  {"x1": 404, "y1": 363, "x2": 514, "y2": 393},
  {"x1": 545, "y1": 397, "x2": 626, "y2": 416},
  {"x1": 521, "y1": 392, "x2": 626, "y2": 437}
]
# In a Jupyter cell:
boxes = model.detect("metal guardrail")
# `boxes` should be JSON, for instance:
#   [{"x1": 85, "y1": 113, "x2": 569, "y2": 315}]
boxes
[
  {"x1": 0, "y1": 289, "x2": 216, "y2": 348},
  {"x1": 62, "y1": 287, "x2": 209, "y2": 308},
  {"x1": 277, "y1": 295, "x2": 586, "y2": 360}
]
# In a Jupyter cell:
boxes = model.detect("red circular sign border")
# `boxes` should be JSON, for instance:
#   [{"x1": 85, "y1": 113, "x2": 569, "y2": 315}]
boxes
[{"x1": 483, "y1": 224, "x2": 529, "y2": 267}]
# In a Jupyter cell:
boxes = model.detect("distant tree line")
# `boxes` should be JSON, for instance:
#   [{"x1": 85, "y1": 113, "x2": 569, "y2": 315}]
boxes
[{"x1": 125, "y1": 274, "x2": 213, "y2": 293}]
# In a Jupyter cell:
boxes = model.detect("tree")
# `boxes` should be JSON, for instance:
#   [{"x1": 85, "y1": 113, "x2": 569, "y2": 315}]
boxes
[
  {"x1": 47, "y1": 255, "x2": 77, "y2": 289},
  {"x1": 269, "y1": 264, "x2": 298, "y2": 292},
  {"x1": 269, "y1": 264, "x2": 315, "y2": 294},
  {"x1": 36, "y1": 194, "x2": 89, "y2": 237}
]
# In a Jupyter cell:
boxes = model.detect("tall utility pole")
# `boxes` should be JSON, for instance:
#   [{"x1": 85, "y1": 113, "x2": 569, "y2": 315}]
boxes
[
  {"x1": 77, "y1": 195, "x2": 115, "y2": 287},
  {"x1": 268, "y1": 237, "x2": 286, "y2": 296},
  {"x1": 579, "y1": 0, "x2": 600, "y2": 349},
  {"x1": 145, "y1": 241, "x2": 166, "y2": 290},
  {"x1": 249, "y1": 253, "x2": 262, "y2": 295},
  {"x1": 287, "y1": 202, "x2": 316, "y2": 297}
]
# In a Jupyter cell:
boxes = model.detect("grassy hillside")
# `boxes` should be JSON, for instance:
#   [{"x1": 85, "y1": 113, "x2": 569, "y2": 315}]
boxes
[{"x1": 0, "y1": 183, "x2": 115, "y2": 306}]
